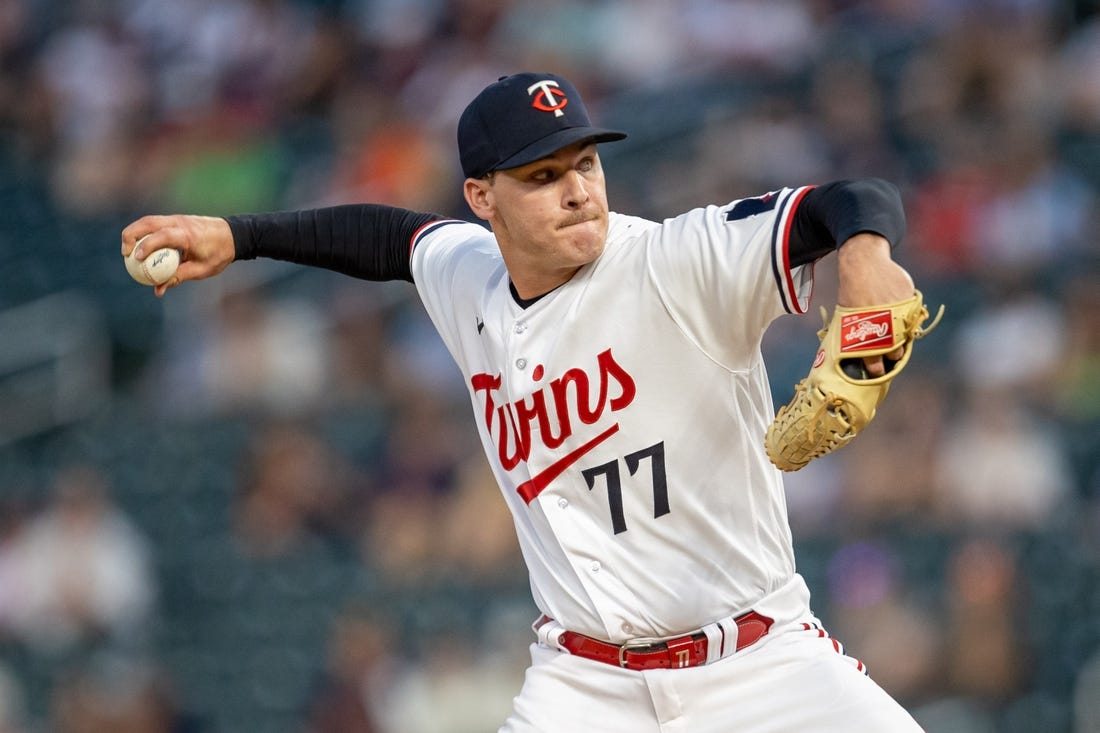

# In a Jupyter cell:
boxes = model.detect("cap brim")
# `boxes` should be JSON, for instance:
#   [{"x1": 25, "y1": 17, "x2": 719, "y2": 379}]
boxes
[{"x1": 493, "y1": 127, "x2": 627, "y2": 173}]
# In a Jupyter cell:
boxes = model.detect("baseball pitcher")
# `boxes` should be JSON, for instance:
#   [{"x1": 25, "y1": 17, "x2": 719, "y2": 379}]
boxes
[{"x1": 122, "y1": 72, "x2": 940, "y2": 732}]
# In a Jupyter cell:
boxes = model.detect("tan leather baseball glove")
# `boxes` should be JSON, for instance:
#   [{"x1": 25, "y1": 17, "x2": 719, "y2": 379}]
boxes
[{"x1": 764, "y1": 291, "x2": 945, "y2": 472}]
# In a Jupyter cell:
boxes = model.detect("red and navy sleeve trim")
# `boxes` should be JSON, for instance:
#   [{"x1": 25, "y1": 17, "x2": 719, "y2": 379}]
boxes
[
  {"x1": 409, "y1": 219, "x2": 470, "y2": 256},
  {"x1": 770, "y1": 186, "x2": 815, "y2": 314}
]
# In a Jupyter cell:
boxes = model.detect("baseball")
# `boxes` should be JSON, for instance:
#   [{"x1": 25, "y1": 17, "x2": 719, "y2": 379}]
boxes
[{"x1": 124, "y1": 236, "x2": 180, "y2": 286}]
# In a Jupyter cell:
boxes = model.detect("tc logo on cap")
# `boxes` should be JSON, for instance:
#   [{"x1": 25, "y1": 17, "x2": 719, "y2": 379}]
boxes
[
  {"x1": 527, "y1": 79, "x2": 568, "y2": 117},
  {"x1": 457, "y1": 72, "x2": 626, "y2": 178}
]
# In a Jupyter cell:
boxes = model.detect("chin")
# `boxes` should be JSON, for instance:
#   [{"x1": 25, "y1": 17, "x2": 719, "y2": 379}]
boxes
[
  {"x1": 573, "y1": 238, "x2": 607, "y2": 266},
  {"x1": 572, "y1": 230, "x2": 607, "y2": 255}
]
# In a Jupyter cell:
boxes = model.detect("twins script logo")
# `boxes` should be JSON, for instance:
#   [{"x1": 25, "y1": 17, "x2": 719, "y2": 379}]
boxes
[
  {"x1": 527, "y1": 79, "x2": 568, "y2": 117},
  {"x1": 840, "y1": 311, "x2": 894, "y2": 352},
  {"x1": 471, "y1": 349, "x2": 636, "y2": 503}
]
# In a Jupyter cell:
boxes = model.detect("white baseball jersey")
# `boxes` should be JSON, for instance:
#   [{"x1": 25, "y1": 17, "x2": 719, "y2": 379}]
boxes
[{"x1": 411, "y1": 187, "x2": 816, "y2": 643}]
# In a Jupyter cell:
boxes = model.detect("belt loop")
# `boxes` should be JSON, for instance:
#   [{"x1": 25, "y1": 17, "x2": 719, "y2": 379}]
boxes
[
  {"x1": 534, "y1": 616, "x2": 569, "y2": 653},
  {"x1": 701, "y1": 621, "x2": 725, "y2": 664},
  {"x1": 716, "y1": 616, "x2": 740, "y2": 658}
]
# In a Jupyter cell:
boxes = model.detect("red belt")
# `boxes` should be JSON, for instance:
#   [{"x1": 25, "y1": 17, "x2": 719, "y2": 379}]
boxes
[{"x1": 552, "y1": 611, "x2": 774, "y2": 671}]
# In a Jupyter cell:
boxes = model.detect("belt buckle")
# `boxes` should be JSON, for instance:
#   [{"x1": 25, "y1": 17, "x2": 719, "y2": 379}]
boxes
[{"x1": 617, "y1": 639, "x2": 657, "y2": 668}]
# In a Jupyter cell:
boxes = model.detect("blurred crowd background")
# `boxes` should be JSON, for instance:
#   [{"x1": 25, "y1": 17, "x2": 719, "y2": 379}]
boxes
[{"x1": 0, "y1": 0, "x2": 1098, "y2": 731}]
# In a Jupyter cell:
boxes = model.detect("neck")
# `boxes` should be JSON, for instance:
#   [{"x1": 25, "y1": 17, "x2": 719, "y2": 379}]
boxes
[
  {"x1": 498, "y1": 243, "x2": 581, "y2": 301},
  {"x1": 509, "y1": 269, "x2": 578, "y2": 301}
]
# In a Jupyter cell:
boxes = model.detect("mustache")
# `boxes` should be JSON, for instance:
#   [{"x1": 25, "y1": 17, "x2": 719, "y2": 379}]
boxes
[{"x1": 558, "y1": 211, "x2": 600, "y2": 228}]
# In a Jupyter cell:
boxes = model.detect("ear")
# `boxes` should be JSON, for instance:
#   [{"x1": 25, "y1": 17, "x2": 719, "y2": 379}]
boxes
[{"x1": 463, "y1": 178, "x2": 493, "y2": 221}]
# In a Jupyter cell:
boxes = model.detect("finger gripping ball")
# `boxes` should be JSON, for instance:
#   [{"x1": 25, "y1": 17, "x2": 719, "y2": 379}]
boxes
[{"x1": 124, "y1": 236, "x2": 180, "y2": 286}]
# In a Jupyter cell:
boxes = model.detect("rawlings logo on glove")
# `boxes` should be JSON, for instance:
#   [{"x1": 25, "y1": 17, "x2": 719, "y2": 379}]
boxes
[
  {"x1": 840, "y1": 312, "x2": 893, "y2": 350},
  {"x1": 764, "y1": 291, "x2": 945, "y2": 472}
]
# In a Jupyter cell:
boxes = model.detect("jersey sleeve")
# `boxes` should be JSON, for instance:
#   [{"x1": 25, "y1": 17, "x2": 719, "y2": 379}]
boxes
[
  {"x1": 408, "y1": 219, "x2": 505, "y2": 359},
  {"x1": 642, "y1": 186, "x2": 815, "y2": 369}
]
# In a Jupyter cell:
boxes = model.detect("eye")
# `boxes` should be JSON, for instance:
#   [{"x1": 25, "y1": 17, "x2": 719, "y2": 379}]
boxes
[
  {"x1": 529, "y1": 168, "x2": 556, "y2": 184},
  {"x1": 577, "y1": 157, "x2": 595, "y2": 172}
]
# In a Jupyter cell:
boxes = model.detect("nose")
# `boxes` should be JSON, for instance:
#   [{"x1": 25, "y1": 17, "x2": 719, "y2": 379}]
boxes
[{"x1": 562, "y1": 170, "x2": 590, "y2": 209}]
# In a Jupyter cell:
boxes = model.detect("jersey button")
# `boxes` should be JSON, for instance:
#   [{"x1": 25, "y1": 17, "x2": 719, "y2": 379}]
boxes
[
  {"x1": 515, "y1": 358, "x2": 528, "y2": 370},
  {"x1": 621, "y1": 622, "x2": 634, "y2": 635},
  {"x1": 590, "y1": 561, "x2": 601, "y2": 573},
  {"x1": 514, "y1": 322, "x2": 528, "y2": 334},
  {"x1": 557, "y1": 498, "x2": 568, "y2": 509}
]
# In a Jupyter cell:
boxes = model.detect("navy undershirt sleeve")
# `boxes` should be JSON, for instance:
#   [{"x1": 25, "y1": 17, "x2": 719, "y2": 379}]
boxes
[
  {"x1": 787, "y1": 178, "x2": 906, "y2": 267},
  {"x1": 225, "y1": 204, "x2": 443, "y2": 283}
]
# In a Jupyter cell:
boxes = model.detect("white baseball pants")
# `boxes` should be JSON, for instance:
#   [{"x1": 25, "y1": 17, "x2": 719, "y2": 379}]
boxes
[{"x1": 500, "y1": 579, "x2": 924, "y2": 732}]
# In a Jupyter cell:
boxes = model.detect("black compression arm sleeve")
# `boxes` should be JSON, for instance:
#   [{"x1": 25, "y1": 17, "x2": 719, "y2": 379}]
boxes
[
  {"x1": 787, "y1": 178, "x2": 906, "y2": 267},
  {"x1": 225, "y1": 204, "x2": 444, "y2": 283}
]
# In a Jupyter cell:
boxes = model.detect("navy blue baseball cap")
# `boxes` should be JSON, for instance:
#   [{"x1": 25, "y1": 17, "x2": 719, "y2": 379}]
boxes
[{"x1": 458, "y1": 72, "x2": 627, "y2": 179}]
